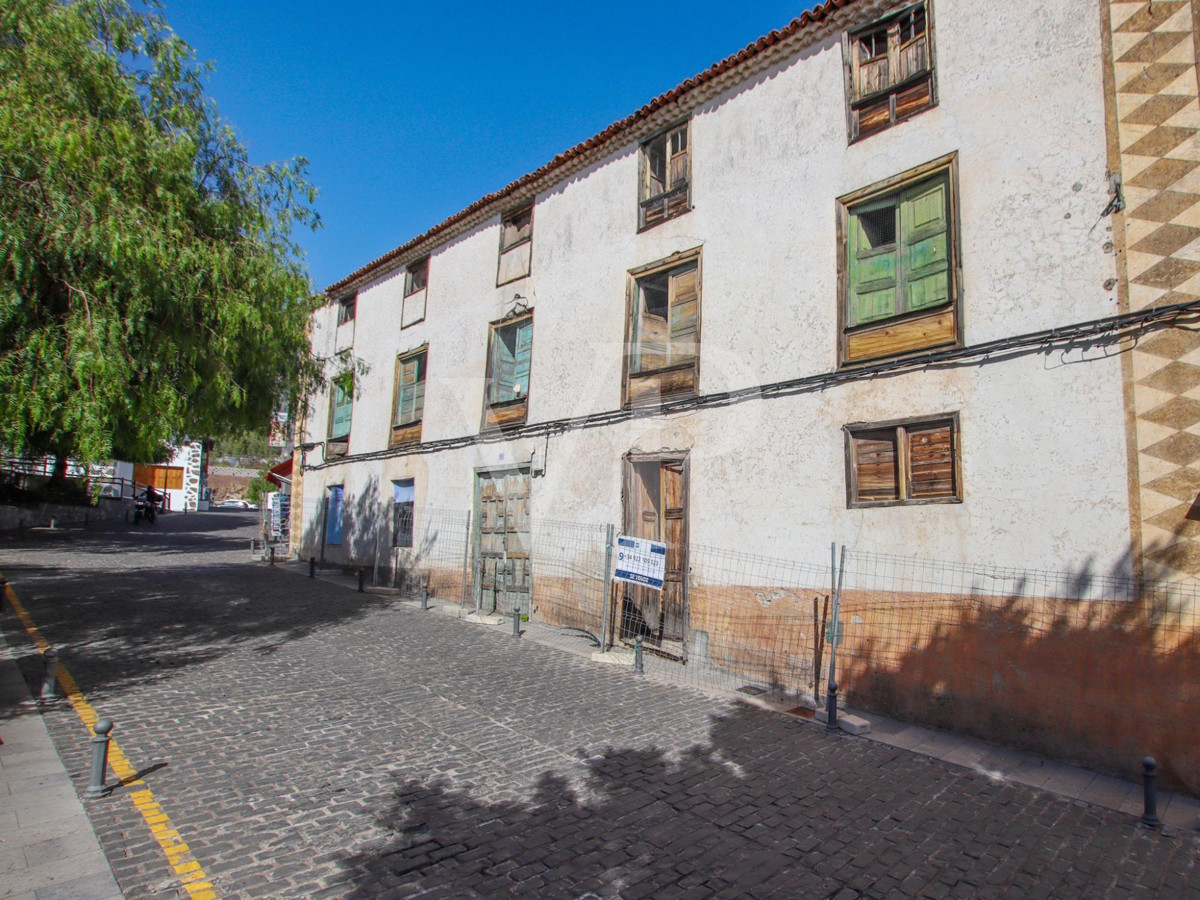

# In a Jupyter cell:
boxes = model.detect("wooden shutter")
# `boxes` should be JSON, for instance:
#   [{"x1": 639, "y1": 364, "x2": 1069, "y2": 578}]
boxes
[
  {"x1": 848, "y1": 203, "x2": 899, "y2": 326},
  {"x1": 668, "y1": 266, "x2": 699, "y2": 366},
  {"x1": 395, "y1": 353, "x2": 425, "y2": 426},
  {"x1": 900, "y1": 176, "x2": 950, "y2": 313},
  {"x1": 852, "y1": 430, "x2": 900, "y2": 502},
  {"x1": 906, "y1": 421, "x2": 955, "y2": 498},
  {"x1": 513, "y1": 318, "x2": 533, "y2": 397},
  {"x1": 330, "y1": 382, "x2": 352, "y2": 438},
  {"x1": 660, "y1": 461, "x2": 687, "y2": 642}
]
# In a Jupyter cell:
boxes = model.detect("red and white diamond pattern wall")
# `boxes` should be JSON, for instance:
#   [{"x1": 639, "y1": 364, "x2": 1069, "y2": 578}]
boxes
[{"x1": 1111, "y1": 0, "x2": 1200, "y2": 578}]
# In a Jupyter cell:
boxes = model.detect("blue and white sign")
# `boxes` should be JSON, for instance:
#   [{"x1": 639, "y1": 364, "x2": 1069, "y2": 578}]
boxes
[{"x1": 614, "y1": 534, "x2": 667, "y2": 590}]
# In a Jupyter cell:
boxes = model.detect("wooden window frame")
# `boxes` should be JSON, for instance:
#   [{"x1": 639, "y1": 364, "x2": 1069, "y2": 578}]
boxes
[
  {"x1": 836, "y1": 152, "x2": 961, "y2": 368},
  {"x1": 392, "y1": 478, "x2": 415, "y2": 549},
  {"x1": 844, "y1": 412, "x2": 961, "y2": 508},
  {"x1": 481, "y1": 313, "x2": 534, "y2": 431},
  {"x1": 843, "y1": 0, "x2": 938, "y2": 143},
  {"x1": 390, "y1": 346, "x2": 427, "y2": 449},
  {"x1": 403, "y1": 258, "x2": 429, "y2": 297},
  {"x1": 336, "y1": 294, "x2": 356, "y2": 326},
  {"x1": 496, "y1": 205, "x2": 534, "y2": 286},
  {"x1": 638, "y1": 121, "x2": 692, "y2": 232},
  {"x1": 622, "y1": 248, "x2": 702, "y2": 409}
]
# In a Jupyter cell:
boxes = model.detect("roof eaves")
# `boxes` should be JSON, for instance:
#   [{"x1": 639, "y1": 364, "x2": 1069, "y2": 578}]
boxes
[{"x1": 324, "y1": 0, "x2": 866, "y2": 297}]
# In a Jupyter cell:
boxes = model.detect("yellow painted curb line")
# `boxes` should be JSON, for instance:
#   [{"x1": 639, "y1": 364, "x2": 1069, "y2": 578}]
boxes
[{"x1": 2, "y1": 578, "x2": 220, "y2": 900}]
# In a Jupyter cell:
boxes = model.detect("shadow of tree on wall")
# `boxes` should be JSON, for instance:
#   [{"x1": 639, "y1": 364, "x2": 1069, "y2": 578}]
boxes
[{"x1": 838, "y1": 543, "x2": 1200, "y2": 794}]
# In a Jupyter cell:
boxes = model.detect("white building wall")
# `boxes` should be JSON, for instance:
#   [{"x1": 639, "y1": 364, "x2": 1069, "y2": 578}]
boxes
[{"x1": 300, "y1": 0, "x2": 1132, "y2": 577}]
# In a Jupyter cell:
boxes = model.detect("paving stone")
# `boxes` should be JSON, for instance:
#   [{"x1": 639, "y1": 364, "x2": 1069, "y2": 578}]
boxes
[{"x1": 0, "y1": 515, "x2": 1197, "y2": 899}]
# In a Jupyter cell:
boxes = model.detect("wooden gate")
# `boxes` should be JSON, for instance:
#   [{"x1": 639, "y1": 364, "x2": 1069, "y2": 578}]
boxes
[
  {"x1": 474, "y1": 468, "x2": 532, "y2": 616},
  {"x1": 621, "y1": 456, "x2": 688, "y2": 656}
]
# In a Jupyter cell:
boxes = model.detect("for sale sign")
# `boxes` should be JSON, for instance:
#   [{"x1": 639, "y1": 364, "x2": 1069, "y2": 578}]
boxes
[{"x1": 614, "y1": 534, "x2": 667, "y2": 590}]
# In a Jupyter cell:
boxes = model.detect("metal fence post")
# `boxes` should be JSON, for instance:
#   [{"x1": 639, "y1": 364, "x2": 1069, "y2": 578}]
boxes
[
  {"x1": 459, "y1": 511, "x2": 472, "y2": 609},
  {"x1": 826, "y1": 544, "x2": 845, "y2": 732},
  {"x1": 600, "y1": 524, "x2": 614, "y2": 653},
  {"x1": 85, "y1": 719, "x2": 114, "y2": 799}
]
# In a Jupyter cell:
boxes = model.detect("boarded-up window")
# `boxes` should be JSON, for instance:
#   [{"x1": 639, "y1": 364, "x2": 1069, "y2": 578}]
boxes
[
  {"x1": 392, "y1": 479, "x2": 415, "y2": 548},
  {"x1": 846, "y1": 416, "x2": 958, "y2": 506},
  {"x1": 846, "y1": 2, "x2": 935, "y2": 141},
  {"x1": 497, "y1": 206, "x2": 533, "y2": 284},
  {"x1": 632, "y1": 263, "x2": 698, "y2": 374},
  {"x1": 640, "y1": 122, "x2": 690, "y2": 230},
  {"x1": 487, "y1": 317, "x2": 533, "y2": 405}
]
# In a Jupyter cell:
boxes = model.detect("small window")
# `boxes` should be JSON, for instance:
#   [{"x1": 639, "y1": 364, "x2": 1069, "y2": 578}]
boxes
[
  {"x1": 639, "y1": 122, "x2": 690, "y2": 230},
  {"x1": 482, "y1": 315, "x2": 533, "y2": 430},
  {"x1": 325, "y1": 485, "x2": 345, "y2": 545},
  {"x1": 404, "y1": 258, "x2": 428, "y2": 296},
  {"x1": 839, "y1": 157, "x2": 958, "y2": 365},
  {"x1": 336, "y1": 295, "x2": 356, "y2": 325},
  {"x1": 402, "y1": 258, "x2": 428, "y2": 328},
  {"x1": 845, "y1": 415, "x2": 959, "y2": 507},
  {"x1": 497, "y1": 206, "x2": 533, "y2": 285},
  {"x1": 624, "y1": 251, "x2": 701, "y2": 407},
  {"x1": 845, "y1": 1, "x2": 936, "y2": 141},
  {"x1": 392, "y1": 479, "x2": 415, "y2": 548},
  {"x1": 391, "y1": 349, "x2": 426, "y2": 448}
]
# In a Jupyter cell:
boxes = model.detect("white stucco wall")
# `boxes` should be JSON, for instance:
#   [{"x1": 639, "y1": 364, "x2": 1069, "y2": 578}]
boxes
[{"x1": 300, "y1": 0, "x2": 1131, "y2": 578}]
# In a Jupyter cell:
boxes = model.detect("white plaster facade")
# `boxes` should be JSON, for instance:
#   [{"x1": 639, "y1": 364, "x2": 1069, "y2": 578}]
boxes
[{"x1": 298, "y1": 0, "x2": 1137, "y2": 578}]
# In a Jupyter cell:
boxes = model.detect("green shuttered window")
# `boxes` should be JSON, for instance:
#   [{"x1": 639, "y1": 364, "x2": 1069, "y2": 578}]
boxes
[
  {"x1": 329, "y1": 381, "x2": 352, "y2": 440},
  {"x1": 394, "y1": 351, "x2": 426, "y2": 427},
  {"x1": 847, "y1": 172, "x2": 950, "y2": 328},
  {"x1": 488, "y1": 317, "x2": 533, "y2": 404}
]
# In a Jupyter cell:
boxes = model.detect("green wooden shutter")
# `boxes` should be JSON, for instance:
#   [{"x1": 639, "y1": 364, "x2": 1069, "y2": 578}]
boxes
[
  {"x1": 395, "y1": 353, "x2": 425, "y2": 426},
  {"x1": 900, "y1": 175, "x2": 950, "y2": 313},
  {"x1": 513, "y1": 319, "x2": 533, "y2": 398},
  {"x1": 330, "y1": 382, "x2": 352, "y2": 438},
  {"x1": 847, "y1": 202, "x2": 899, "y2": 326}
]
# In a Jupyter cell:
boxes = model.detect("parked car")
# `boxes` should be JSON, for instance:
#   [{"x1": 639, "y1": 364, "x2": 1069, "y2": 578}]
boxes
[{"x1": 217, "y1": 498, "x2": 258, "y2": 510}]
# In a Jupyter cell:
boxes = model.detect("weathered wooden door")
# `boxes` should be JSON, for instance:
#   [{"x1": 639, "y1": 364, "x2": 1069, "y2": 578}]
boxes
[
  {"x1": 622, "y1": 458, "x2": 688, "y2": 652},
  {"x1": 475, "y1": 469, "x2": 532, "y2": 617}
]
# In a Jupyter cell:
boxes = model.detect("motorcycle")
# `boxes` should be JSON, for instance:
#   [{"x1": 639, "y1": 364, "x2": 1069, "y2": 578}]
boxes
[{"x1": 133, "y1": 490, "x2": 158, "y2": 525}]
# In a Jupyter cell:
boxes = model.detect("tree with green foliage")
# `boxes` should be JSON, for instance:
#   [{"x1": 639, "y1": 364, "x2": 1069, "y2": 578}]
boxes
[{"x1": 0, "y1": 0, "x2": 322, "y2": 468}]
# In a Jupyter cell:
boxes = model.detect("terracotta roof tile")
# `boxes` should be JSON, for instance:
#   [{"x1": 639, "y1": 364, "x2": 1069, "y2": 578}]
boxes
[{"x1": 325, "y1": 0, "x2": 861, "y2": 296}]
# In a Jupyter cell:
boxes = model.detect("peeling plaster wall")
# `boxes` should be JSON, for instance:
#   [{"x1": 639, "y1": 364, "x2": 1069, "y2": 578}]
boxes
[{"x1": 300, "y1": 0, "x2": 1132, "y2": 577}]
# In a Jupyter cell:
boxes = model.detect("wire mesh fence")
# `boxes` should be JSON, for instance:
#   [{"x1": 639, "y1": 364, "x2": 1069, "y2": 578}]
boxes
[{"x1": 296, "y1": 500, "x2": 1200, "y2": 792}]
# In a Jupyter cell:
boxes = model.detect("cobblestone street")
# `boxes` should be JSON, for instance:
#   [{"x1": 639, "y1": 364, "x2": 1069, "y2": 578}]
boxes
[{"x1": 1, "y1": 513, "x2": 1197, "y2": 899}]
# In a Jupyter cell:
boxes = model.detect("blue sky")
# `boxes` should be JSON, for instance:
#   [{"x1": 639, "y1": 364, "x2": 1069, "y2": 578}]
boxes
[{"x1": 165, "y1": 1, "x2": 807, "y2": 292}]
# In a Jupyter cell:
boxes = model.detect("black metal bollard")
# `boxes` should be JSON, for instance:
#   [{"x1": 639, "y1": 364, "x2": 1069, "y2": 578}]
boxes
[
  {"x1": 634, "y1": 635, "x2": 644, "y2": 675},
  {"x1": 83, "y1": 513, "x2": 89, "y2": 529},
  {"x1": 358, "y1": 568, "x2": 365, "y2": 593},
  {"x1": 512, "y1": 605, "x2": 521, "y2": 638},
  {"x1": 85, "y1": 719, "x2": 114, "y2": 799},
  {"x1": 39, "y1": 649, "x2": 58, "y2": 703},
  {"x1": 1141, "y1": 756, "x2": 1161, "y2": 828},
  {"x1": 269, "y1": 546, "x2": 275, "y2": 566},
  {"x1": 826, "y1": 682, "x2": 839, "y2": 732},
  {"x1": 124, "y1": 509, "x2": 129, "y2": 523},
  {"x1": 309, "y1": 557, "x2": 316, "y2": 578},
  {"x1": 420, "y1": 581, "x2": 429, "y2": 611}
]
